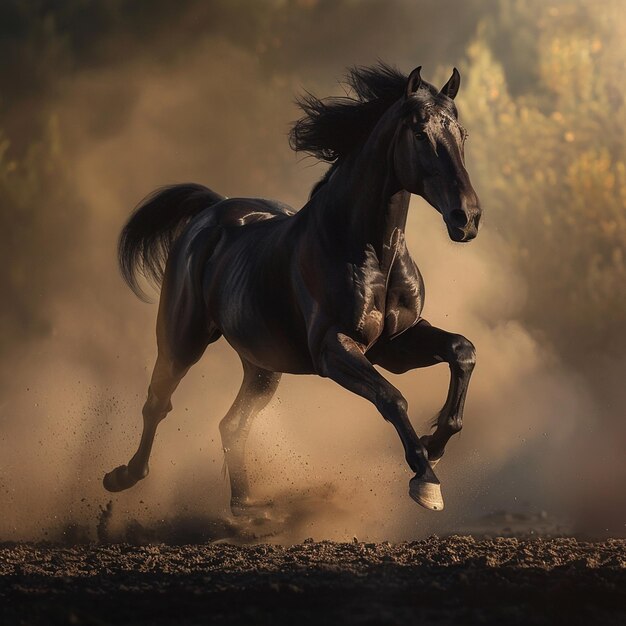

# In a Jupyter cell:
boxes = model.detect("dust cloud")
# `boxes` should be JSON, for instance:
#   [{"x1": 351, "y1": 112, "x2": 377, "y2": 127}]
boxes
[{"x1": 0, "y1": 1, "x2": 622, "y2": 542}]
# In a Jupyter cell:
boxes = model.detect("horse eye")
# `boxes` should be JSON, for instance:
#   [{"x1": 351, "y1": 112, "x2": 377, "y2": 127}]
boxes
[{"x1": 414, "y1": 131, "x2": 427, "y2": 141}]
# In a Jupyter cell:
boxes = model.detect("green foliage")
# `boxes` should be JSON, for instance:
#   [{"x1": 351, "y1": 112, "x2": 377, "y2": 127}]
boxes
[
  {"x1": 462, "y1": 0, "x2": 626, "y2": 356},
  {"x1": 1, "y1": 0, "x2": 624, "y2": 361},
  {"x1": 0, "y1": 0, "x2": 484, "y2": 357},
  {"x1": 0, "y1": 113, "x2": 75, "y2": 351}
]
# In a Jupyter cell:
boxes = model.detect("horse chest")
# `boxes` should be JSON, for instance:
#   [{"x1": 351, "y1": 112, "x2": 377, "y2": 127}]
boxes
[
  {"x1": 350, "y1": 240, "x2": 424, "y2": 345},
  {"x1": 384, "y1": 266, "x2": 424, "y2": 339},
  {"x1": 349, "y1": 247, "x2": 387, "y2": 347},
  {"x1": 382, "y1": 232, "x2": 425, "y2": 339}
]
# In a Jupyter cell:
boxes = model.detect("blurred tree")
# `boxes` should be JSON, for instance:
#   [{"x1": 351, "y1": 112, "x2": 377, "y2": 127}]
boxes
[
  {"x1": 1, "y1": 0, "x2": 625, "y2": 366},
  {"x1": 0, "y1": 0, "x2": 483, "y2": 361},
  {"x1": 0, "y1": 113, "x2": 75, "y2": 352},
  {"x1": 462, "y1": 0, "x2": 626, "y2": 359}
]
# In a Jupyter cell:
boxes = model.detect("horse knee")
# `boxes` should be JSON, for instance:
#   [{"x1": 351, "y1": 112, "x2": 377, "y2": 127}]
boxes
[
  {"x1": 449, "y1": 335, "x2": 476, "y2": 373},
  {"x1": 447, "y1": 415, "x2": 463, "y2": 434},
  {"x1": 396, "y1": 395, "x2": 409, "y2": 415}
]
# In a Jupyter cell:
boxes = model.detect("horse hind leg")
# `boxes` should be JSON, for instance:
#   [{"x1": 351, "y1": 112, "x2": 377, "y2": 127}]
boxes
[
  {"x1": 103, "y1": 352, "x2": 187, "y2": 491},
  {"x1": 220, "y1": 358, "x2": 281, "y2": 516},
  {"x1": 103, "y1": 286, "x2": 219, "y2": 493}
]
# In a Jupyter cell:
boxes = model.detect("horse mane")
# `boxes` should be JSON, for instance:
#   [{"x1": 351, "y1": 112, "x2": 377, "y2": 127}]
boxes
[{"x1": 289, "y1": 62, "x2": 408, "y2": 164}]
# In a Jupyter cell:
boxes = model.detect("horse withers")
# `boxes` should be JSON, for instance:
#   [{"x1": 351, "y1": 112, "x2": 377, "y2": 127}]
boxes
[{"x1": 103, "y1": 64, "x2": 482, "y2": 514}]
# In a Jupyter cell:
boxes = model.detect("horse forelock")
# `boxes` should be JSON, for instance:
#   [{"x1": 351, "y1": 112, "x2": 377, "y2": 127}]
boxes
[{"x1": 401, "y1": 84, "x2": 458, "y2": 122}]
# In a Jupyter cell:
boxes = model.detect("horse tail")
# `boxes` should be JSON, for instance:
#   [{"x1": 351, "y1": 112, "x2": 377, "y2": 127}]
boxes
[{"x1": 118, "y1": 183, "x2": 224, "y2": 301}]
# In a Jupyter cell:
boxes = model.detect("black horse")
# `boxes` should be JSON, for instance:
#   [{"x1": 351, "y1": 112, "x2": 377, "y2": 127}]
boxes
[{"x1": 104, "y1": 64, "x2": 481, "y2": 513}]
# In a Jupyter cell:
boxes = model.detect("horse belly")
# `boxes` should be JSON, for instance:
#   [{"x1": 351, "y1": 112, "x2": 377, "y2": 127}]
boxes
[
  {"x1": 222, "y1": 316, "x2": 314, "y2": 374},
  {"x1": 205, "y1": 237, "x2": 314, "y2": 374}
]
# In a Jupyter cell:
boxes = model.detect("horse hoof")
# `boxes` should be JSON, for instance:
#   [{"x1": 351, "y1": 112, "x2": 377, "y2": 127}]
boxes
[
  {"x1": 103, "y1": 465, "x2": 141, "y2": 492},
  {"x1": 409, "y1": 476, "x2": 444, "y2": 511}
]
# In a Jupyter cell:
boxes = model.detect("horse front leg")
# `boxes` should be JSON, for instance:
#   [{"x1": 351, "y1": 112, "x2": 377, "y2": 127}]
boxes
[
  {"x1": 316, "y1": 329, "x2": 444, "y2": 511},
  {"x1": 368, "y1": 319, "x2": 476, "y2": 466}
]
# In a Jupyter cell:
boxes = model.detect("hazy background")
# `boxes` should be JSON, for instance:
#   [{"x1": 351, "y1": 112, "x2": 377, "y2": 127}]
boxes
[{"x1": 0, "y1": 0, "x2": 624, "y2": 541}]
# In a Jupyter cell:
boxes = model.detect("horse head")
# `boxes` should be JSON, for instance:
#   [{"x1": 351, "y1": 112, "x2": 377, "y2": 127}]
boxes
[{"x1": 393, "y1": 67, "x2": 482, "y2": 242}]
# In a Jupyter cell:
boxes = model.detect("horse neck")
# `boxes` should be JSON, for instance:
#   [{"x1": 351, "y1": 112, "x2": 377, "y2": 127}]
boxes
[{"x1": 309, "y1": 103, "x2": 410, "y2": 267}]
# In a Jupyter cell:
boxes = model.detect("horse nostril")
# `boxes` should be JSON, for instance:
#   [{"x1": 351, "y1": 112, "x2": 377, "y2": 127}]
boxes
[
  {"x1": 473, "y1": 212, "x2": 481, "y2": 229},
  {"x1": 450, "y1": 209, "x2": 468, "y2": 227}
]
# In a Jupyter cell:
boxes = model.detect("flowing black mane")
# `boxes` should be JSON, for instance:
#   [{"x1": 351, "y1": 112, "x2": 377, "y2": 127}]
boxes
[{"x1": 289, "y1": 63, "x2": 409, "y2": 163}]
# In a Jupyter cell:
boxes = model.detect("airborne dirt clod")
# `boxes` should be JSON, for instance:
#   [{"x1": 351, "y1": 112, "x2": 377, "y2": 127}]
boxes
[{"x1": 1, "y1": 536, "x2": 624, "y2": 625}]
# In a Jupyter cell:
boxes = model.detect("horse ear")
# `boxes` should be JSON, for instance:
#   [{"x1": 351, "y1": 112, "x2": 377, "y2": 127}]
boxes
[
  {"x1": 406, "y1": 66, "x2": 423, "y2": 97},
  {"x1": 440, "y1": 68, "x2": 461, "y2": 100}
]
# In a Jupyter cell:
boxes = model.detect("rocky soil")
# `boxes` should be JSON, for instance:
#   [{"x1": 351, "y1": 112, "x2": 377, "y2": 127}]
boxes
[{"x1": 1, "y1": 536, "x2": 625, "y2": 625}]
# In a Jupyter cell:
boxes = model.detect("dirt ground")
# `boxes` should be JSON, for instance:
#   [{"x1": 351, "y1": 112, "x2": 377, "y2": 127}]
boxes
[{"x1": 1, "y1": 536, "x2": 625, "y2": 626}]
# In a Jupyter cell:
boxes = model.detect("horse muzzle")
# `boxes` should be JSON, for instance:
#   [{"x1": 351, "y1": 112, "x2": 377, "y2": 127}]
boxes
[{"x1": 445, "y1": 206, "x2": 481, "y2": 243}]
